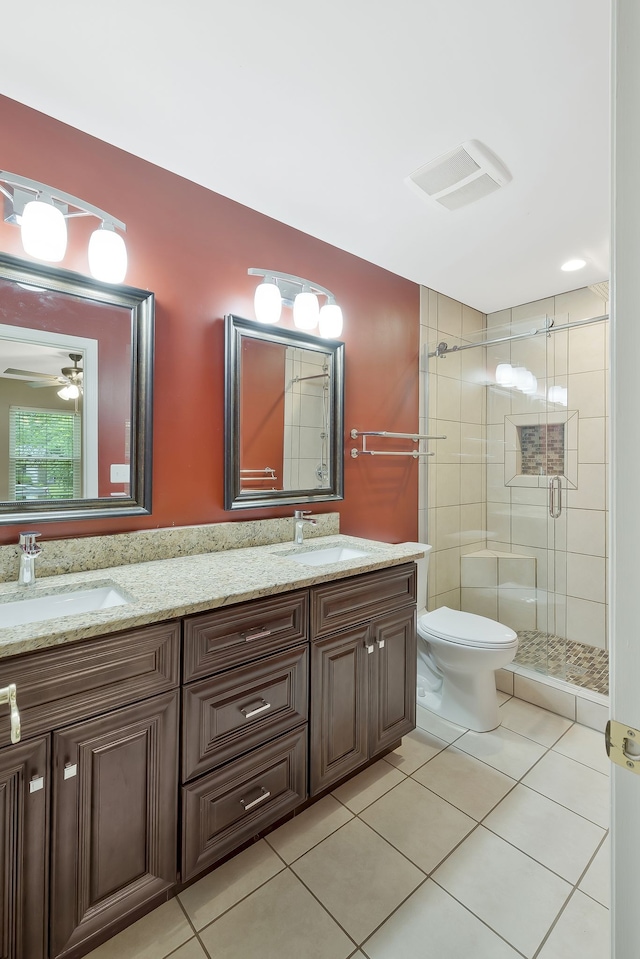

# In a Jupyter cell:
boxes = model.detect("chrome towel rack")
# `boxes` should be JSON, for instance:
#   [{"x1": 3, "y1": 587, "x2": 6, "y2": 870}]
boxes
[
  {"x1": 350, "y1": 429, "x2": 446, "y2": 459},
  {"x1": 240, "y1": 467, "x2": 277, "y2": 480}
]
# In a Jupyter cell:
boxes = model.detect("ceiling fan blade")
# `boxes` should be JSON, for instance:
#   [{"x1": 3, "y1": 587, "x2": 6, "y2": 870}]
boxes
[
  {"x1": 28, "y1": 379, "x2": 67, "y2": 389},
  {"x1": 3, "y1": 367, "x2": 61, "y2": 381}
]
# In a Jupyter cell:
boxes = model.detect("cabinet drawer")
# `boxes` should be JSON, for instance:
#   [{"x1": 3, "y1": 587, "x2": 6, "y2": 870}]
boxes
[
  {"x1": 182, "y1": 645, "x2": 308, "y2": 781},
  {"x1": 183, "y1": 590, "x2": 309, "y2": 681},
  {"x1": 182, "y1": 726, "x2": 307, "y2": 881},
  {"x1": 0, "y1": 621, "x2": 180, "y2": 748},
  {"x1": 311, "y1": 563, "x2": 416, "y2": 639}
]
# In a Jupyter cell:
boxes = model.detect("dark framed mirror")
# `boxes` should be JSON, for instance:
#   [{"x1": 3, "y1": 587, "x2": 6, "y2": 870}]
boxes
[
  {"x1": 0, "y1": 252, "x2": 154, "y2": 523},
  {"x1": 225, "y1": 314, "x2": 344, "y2": 510}
]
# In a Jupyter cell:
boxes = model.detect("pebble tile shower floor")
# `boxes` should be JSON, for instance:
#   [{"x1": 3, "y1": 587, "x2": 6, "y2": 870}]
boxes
[
  {"x1": 85, "y1": 696, "x2": 610, "y2": 959},
  {"x1": 515, "y1": 630, "x2": 609, "y2": 695}
]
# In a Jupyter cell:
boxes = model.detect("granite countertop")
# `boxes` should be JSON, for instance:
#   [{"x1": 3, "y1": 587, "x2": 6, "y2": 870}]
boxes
[{"x1": 0, "y1": 535, "x2": 425, "y2": 659}]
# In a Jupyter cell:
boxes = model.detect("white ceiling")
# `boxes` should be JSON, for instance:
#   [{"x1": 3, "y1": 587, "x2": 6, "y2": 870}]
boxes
[{"x1": 0, "y1": 1, "x2": 610, "y2": 314}]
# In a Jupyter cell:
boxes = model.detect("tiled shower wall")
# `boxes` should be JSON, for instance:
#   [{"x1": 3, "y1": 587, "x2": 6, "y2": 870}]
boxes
[
  {"x1": 485, "y1": 288, "x2": 609, "y2": 650},
  {"x1": 284, "y1": 347, "x2": 329, "y2": 490},
  {"x1": 418, "y1": 287, "x2": 487, "y2": 611},
  {"x1": 419, "y1": 285, "x2": 609, "y2": 654}
]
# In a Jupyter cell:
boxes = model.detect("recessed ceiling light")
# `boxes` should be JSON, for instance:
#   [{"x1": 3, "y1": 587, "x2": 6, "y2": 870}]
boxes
[{"x1": 561, "y1": 258, "x2": 587, "y2": 271}]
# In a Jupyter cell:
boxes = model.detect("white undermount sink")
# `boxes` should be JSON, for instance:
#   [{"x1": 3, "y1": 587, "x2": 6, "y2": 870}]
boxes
[
  {"x1": 287, "y1": 546, "x2": 370, "y2": 567},
  {"x1": 0, "y1": 585, "x2": 130, "y2": 628}
]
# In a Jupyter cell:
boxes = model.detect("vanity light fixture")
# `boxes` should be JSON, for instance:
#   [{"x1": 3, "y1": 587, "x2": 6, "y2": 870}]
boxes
[
  {"x1": 248, "y1": 268, "x2": 343, "y2": 338},
  {"x1": 0, "y1": 171, "x2": 127, "y2": 283},
  {"x1": 495, "y1": 362, "x2": 514, "y2": 387},
  {"x1": 253, "y1": 276, "x2": 282, "y2": 324}
]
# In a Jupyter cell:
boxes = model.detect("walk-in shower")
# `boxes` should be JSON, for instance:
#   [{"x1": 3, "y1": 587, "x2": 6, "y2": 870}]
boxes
[{"x1": 420, "y1": 285, "x2": 609, "y2": 696}]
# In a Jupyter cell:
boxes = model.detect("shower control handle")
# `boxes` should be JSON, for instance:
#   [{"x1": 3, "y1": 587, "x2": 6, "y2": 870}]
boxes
[{"x1": 548, "y1": 475, "x2": 562, "y2": 519}]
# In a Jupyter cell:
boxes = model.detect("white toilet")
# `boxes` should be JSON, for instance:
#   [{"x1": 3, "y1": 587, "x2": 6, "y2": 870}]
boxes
[{"x1": 409, "y1": 543, "x2": 518, "y2": 732}]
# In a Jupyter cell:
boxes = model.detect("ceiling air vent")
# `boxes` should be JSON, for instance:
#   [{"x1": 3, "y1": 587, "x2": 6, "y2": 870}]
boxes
[
  {"x1": 406, "y1": 140, "x2": 511, "y2": 211},
  {"x1": 588, "y1": 280, "x2": 609, "y2": 301}
]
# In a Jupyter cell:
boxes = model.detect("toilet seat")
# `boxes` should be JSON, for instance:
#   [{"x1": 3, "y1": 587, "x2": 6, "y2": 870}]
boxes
[{"x1": 418, "y1": 606, "x2": 518, "y2": 649}]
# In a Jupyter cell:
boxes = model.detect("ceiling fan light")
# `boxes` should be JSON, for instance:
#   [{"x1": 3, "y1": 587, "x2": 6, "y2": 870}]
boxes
[
  {"x1": 254, "y1": 279, "x2": 282, "y2": 323},
  {"x1": 318, "y1": 302, "x2": 343, "y2": 338},
  {"x1": 21, "y1": 197, "x2": 67, "y2": 262},
  {"x1": 88, "y1": 224, "x2": 128, "y2": 283},
  {"x1": 293, "y1": 290, "x2": 319, "y2": 330}
]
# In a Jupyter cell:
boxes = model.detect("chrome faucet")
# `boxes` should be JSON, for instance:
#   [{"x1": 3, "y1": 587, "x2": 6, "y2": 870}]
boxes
[
  {"x1": 293, "y1": 510, "x2": 317, "y2": 544},
  {"x1": 18, "y1": 531, "x2": 42, "y2": 587}
]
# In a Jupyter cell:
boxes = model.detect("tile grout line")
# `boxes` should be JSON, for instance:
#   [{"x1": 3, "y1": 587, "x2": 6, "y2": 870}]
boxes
[
  {"x1": 365, "y1": 727, "x2": 609, "y2": 955},
  {"x1": 173, "y1": 711, "x2": 608, "y2": 959},
  {"x1": 174, "y1": 893, "x2": 215, "y2": 959}
]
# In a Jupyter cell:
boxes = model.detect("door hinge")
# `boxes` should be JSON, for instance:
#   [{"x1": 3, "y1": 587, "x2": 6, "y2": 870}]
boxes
[{"x1": 605, "y1": 719, "x2": 640, "y2": 774}]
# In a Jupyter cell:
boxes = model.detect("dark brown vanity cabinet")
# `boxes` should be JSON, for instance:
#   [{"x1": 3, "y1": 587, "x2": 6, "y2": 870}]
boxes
[
  {"x1": 49, "y1": 691, "x2": 179, "y2": 959},
  {"x1": 0, "y1": 560, "x2": 417, "y2": 959},
  {"x1": 181, "y1": 592, "x2": 309, "y2": 882},
  {"x1": 0, "y1": 621, "x2": 181, "y2": 959},
  {"x1": 0, "y1": 736, "x2": 49, "y2": 959},
  {"x1": 309, "y1": 564, "x2": 417, "y2": 795}
]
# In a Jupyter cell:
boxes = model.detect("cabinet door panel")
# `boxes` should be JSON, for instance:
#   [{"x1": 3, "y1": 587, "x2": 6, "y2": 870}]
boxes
[
  {"x1": 0, "y1": 736, "x2": 48, "y2": 959},
  {"x1": 50, "y1": 691, "x2": 179, "y2": 959},
  {"x1": 182, "y1": 727, "x2": 307, "y2": 881},
  {"x1": 370, "y1": 608, "x2": 417, "y2": 756},
  {"x1": 310, "y1": 626, "x2": 369, "y2": 795},
  {"x1": 183, "y1": 645, "x2": 308, "y2": 780}
]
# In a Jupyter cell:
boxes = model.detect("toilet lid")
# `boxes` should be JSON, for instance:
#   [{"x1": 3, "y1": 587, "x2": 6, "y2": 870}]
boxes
[{"x1": 418, "y1": 607, "x2": 518, "y2": 648}]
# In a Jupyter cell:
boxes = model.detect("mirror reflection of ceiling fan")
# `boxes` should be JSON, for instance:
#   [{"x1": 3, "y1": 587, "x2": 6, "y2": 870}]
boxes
[{"x1": 3, "y1": 352, "x2": 84, "y2": 401}]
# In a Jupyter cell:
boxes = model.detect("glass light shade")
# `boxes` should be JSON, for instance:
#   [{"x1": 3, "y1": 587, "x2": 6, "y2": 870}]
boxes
[
  {"x1": 521, "y1": 372, "x2": 537, "y2": 394},
  {"x1": 88, "y1": 226, "x2": 128, "y2": 283},
  {"x1": 318, "y1": 303, "x2": 343, "y2": 338},
  {"x1": 57, "y1": 384, "x2": 80, "y2": 401},
  {"x1": 548, "y1": 385, "x2": 568, "y2": 406},
  {"x1": 495, "y1": 362, "x2": 514, "y2": 386},
  {"x1": 512, "y1": 367, "x2": 528, "y2": 391},
  {"x1": 293, "y1": 290, "x2": 319, "y2": 330},
  {"x1": 254, "y1": 280, "x2": 282, "y2": 323},
  {"x1": 21, "y1": 198, "x2": 67, "y2": 262}
]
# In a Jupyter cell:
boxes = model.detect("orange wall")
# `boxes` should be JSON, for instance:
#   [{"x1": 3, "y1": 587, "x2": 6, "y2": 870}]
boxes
[
  {"x1": 0, "y1": 94, "x2": 420, "y2": 546},
  {"x1": 240, "y1": 339, "x2": 285, "y2": 489}
]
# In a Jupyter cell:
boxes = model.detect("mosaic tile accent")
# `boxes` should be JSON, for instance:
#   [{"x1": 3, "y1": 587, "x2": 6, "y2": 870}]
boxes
[
  {"x1": 519, "y1": 423, "x2": 565, "y2": 476},
  {"x1": 515, "y1": 629, "x2": 609, "y2": 695}
]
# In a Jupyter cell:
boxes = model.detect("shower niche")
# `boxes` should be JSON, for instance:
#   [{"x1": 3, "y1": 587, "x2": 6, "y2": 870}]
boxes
[{"x1": 504, "y1": 411, "x2": 578, "y2": 488}]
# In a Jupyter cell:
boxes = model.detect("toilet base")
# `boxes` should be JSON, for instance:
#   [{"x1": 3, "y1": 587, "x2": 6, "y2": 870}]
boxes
[{"x1": 417, "y1": 667, "x2": 502, "y2": 732}]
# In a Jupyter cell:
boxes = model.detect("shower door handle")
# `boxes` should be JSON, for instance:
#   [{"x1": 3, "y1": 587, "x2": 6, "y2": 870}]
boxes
[{"x1": 548, "y1": 475, "x2": 562, "y2": 519}]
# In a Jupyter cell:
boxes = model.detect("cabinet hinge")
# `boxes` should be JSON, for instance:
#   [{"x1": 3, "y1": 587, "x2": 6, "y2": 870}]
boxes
[{"x1": 605, "y1": 719, "x2": 640, "y2": 774}]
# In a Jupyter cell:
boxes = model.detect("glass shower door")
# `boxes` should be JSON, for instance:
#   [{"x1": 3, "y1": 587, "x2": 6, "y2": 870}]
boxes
[{"x1": 487, "y1": 314, "x2": 568, "y2": 678}]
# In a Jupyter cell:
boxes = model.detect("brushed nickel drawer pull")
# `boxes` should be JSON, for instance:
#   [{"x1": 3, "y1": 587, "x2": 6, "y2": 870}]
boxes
[
  {"x1": 376, "y1": 637, "x2": 385, "y2": 650},
  {"x1": 240, "y1": 786, "x2": 271, "y2": 811},
  {"x1": 63, "y1": 763, "x2": 77, "y2": 780},
  {"x1": 0, "y1": 683, "x2": 21, "y2": 743},
  {"x1": 365, "y1": 641, "x2": 375, "y2": 654},
  {"x1": 240, "y1": 700, "x2": 272, "y2": 719},
  {"x1": 241, "y1": 627, "x2": 273, "y2": 642},
  {"x1": 30, "y1": 776, "x2": 44, "y2": 793}
]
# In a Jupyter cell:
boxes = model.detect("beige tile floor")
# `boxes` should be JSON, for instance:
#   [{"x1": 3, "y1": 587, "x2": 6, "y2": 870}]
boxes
[{"x1": 85, "y1": 693, "x2": 610, "y2": 959}]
